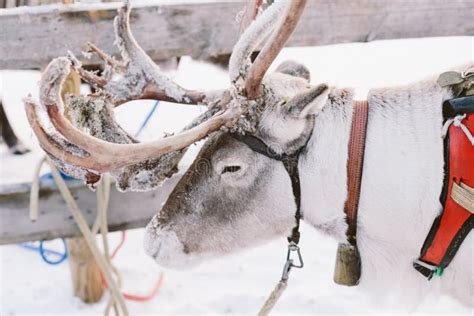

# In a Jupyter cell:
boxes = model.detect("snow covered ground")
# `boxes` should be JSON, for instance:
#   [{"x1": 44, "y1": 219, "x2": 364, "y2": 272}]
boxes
[{"x1": 1, "y1": 37, "x2": 473, "y2": 315}]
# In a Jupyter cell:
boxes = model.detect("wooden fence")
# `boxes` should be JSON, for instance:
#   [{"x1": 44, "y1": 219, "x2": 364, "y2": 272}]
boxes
[
  {"x1": 0, "y1": 175, "x2": 180, "y2": 245},
  {"x1": 1, "y1": 0, "x2": 473, "y2": 69}
]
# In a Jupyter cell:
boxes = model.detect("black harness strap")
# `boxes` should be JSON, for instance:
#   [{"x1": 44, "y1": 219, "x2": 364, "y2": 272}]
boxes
[
  {"x1": 231, "y1": 133, "x2": 304, "y2": 244},
  {"x1": 442, "y1": 95, "x2": 474, "y2": 117}
]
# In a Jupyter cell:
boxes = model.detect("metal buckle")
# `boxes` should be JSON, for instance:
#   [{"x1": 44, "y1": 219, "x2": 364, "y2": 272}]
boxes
[
  {"x1": 413, "y1": 259, "x2": 444, "y2": 279},
  {"x1": 281, "y1": 242, "x2": 304, "y2": 282}
]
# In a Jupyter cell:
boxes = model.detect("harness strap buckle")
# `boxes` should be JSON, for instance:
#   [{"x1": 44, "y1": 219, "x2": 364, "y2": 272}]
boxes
[{"x1": 413, "y1": 259, "x2": 443, "y2": 280}]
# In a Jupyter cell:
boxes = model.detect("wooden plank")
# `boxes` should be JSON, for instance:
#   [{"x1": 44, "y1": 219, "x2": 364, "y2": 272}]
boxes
[
  {"x1": 1, "y1": 0, "x2": 473, "y2": 70},
  {"x1": 0, "y1": 174, "x2": 181, "y2": 245}
]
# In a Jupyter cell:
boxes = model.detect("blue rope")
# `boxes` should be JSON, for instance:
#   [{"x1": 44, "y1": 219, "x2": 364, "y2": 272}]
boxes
[
  {"x1": 39, "y1": 239, "x2": 68, "y2": 265},
  {"x1": 135, "y1": 101, "x2": 160, "y2": 137},
  {"x1": 19, "y1": 239, "x2": 68, "y2": 265},
  {"x1": 40, "y1": 172, "x2": 75, "y2": 181},
  {"x1": 20, "y1": 100, "x2": 160, "y2": 266}
]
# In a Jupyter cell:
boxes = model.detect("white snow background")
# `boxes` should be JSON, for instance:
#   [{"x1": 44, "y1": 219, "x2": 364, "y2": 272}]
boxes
[{"x1": 0, "y1": 36, "x2": 473, "y2": 315}]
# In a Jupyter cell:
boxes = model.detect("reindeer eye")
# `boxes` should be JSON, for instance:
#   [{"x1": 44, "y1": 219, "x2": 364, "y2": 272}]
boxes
[{"x1": 221, "y1": 165, "x2": 241, "y2": 174}]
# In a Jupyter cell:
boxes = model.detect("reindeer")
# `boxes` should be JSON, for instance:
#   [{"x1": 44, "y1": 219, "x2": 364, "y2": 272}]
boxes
[{"x1": 24, "y1": 0, "x2": 472, "y2": 309}]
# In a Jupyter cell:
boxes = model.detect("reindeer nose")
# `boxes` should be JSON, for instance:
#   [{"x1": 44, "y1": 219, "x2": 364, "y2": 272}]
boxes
[{"x1": 143, "y1": 219, "x2": 198, "y2": 269}]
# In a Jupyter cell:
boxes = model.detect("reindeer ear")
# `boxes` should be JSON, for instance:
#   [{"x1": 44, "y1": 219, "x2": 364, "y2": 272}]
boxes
[
  {"x1": 284, "y1": 84, "x2": 329, "y2": 118},
  {"x1": 275, "y1": 60, "x2": 311, "y2": 82}
]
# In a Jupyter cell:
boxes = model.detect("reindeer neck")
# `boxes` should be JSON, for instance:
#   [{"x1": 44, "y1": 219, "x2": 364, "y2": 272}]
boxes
[
  {"x1": 299, "y1": 79, "x2": 448, "y2": 244},
  {"x1": 299, "y1": 88, "x2": 355, "y2": 242}
]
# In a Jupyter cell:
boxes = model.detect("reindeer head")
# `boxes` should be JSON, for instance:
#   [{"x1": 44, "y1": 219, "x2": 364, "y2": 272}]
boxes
[
  {"x1": 145, "y1": 69, "x2": 329, "y2": 268},
  {"x1": 25, "y1": 0, "x2": 328, "y2": 268}
]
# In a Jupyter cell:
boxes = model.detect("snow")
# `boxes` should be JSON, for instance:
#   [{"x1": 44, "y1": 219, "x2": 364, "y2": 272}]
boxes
[{"x1": 1, "y1": 37, "x2": 473, "y2": 315}]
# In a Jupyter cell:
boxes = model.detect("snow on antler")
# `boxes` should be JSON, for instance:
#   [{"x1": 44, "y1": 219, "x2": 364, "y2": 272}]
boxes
[
  {"x1": 25, "y1": 0, "x2": 307, "y2": 191},
  {"x1": 70, "y1": 0, "x2": 216, "y2": 106}
]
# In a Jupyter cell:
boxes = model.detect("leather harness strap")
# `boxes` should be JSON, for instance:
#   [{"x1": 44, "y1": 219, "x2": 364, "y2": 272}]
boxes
[
  {"x1": 234, "y1": 99, "x2": 370, "y2": 247},
  {"x1": 231, "y1": 132, "x2": 306, "y2": 245},
  {"x1": 345, "y1": 100, "x2": 369, "y2": 245},
  {"x1": 234, "y1": 99, "x2": 370, "y2": 287}
]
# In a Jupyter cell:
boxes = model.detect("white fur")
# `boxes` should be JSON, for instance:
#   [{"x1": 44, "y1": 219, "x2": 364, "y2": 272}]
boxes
[
  {"x1": 259, "y1": 73, "x2": 314, "y2": 144},
  {"x1": 300, "y1": 79, "x2": 473, "y2": 308},
  {"x1": 144, "y1": 220, "x2": 202, "y2": 269},
  {"x1": 144, "y1": 66, "x2": 473, "y2": 309}
]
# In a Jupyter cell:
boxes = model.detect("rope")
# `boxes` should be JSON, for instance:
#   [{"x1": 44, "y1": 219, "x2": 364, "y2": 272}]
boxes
[
  {"x1": 122, "y1": 274, "x2": 164, "y2": 302},
  {"x1": 95, "y1": 174, "x2": 122, "y2": 316},
  {"x1": 24, "y1": 101, "x2": 163, "y2": 313},
  {"x1": 46, "y1": 158, "x2": 129, "y2": 316},
  {"x1": 101, "y1": 230, "x2": 165, "y2": 303},
  {"x1": 134, "y1": 101, "x2": 160, "y2": 138},
  {"x1": 27, "y1": 157, "x2": 162, "y2": 311},
  {"x1": 442, "y1": 114, "x2": 474, "y2": 145},
  {"x1": 258, "y1": 281, "x2": 288, "y2": 316},
  {"x1": 19, "y1": 240, "x2": 68, "y2": 265},
  {"x1": 26, "y1": 156, "x2": 69, "y2": 265},
  {"x1": 99, "y1": 100, "x2": 164, "y2": 305},
  {"x1": 39, "y1": 239, "x2": 68, "y2": 265},
  {"x1": 29, "y1": 156, "x2": 46, "y2": 222},
  {"x1": 111, "y1": 231, "x2": 127, "y2": 259}
]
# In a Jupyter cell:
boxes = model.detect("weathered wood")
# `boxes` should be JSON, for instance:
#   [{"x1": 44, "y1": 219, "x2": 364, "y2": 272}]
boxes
[
  {"x1": 0, "y1": 174, "x2": 180, "y2": 244},
  {"x1": 1, "y1": 0, "x2": 473, "y2": 70},
  {"x1": 1, "y1": 0, "x2": 116, "y2": 9},
  {"x1": 67, "y1": 236, "x2": 104, "y2": 303}
]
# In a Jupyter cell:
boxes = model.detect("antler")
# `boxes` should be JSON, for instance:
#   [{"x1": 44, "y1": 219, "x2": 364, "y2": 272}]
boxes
[
  {"x1": 26, "y1": 57, "x2": 237, "y2": 173},
  {"x1": 239, "y1": 0, "x2": 264, "y2": 35},
  {"x1": 72, "y1": 0, "x2": 223, "y2": 106},
  {"x1": 25, "y1": 0, "x2": 307, "y2": 191},
  {"x1": 230, "y1": 0, "x2": 308, "y2": 99}
]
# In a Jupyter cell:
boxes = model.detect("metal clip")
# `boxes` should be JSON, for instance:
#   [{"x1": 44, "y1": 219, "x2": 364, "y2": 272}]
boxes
[{"x1": 281, "y1": 242, "x2": 304, "y2": 282}]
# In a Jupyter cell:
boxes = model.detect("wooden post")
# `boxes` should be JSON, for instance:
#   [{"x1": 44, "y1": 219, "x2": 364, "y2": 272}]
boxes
[
  {"x1": 62, "y1": 70, "x2": 104, "y2": 303},
  {"x1": 67, "y1": 237, "x2": 104, "y2": 303}
]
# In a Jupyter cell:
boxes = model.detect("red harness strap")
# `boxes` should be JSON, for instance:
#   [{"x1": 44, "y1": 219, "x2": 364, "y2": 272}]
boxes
[{"x1": 414, "y1": 113, "x2": 474, "y2": 279}]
